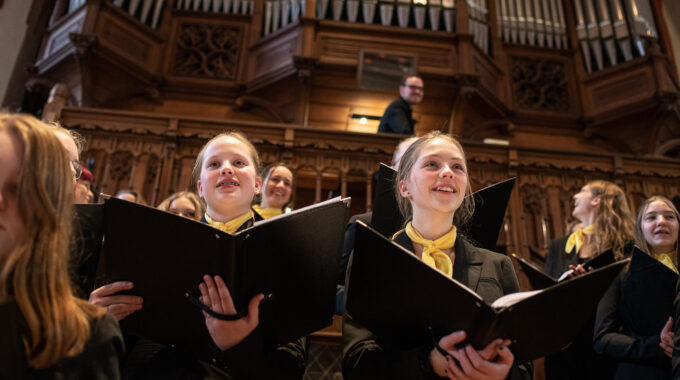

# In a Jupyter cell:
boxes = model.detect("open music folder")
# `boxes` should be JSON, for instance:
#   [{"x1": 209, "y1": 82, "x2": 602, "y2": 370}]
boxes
[
  {"x1": 345, "y1": 222, "x2": 628, "y2": 363},
  {"x1": 512, "y1": 249, "x2": 615, "y2": 290},
  {"x1": 95, "y1": 196, "x2": 348, "y2": 349}
]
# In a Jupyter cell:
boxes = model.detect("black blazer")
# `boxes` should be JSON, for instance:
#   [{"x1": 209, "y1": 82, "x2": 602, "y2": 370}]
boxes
[
  {"x1": 594, "y1": 261, "x2": 673, "y2": 380},
  {"x1": 342, "y1": 231, "x2": 532, "y2": 380},
  {"x1": 544, "y1": 236, "x2": 576, "y2": 279},
  {"x1": 377, "y1": 97, "x2": 415, "y2": 135}
]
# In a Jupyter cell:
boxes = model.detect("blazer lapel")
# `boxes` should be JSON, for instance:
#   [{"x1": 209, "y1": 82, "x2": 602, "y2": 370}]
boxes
[{"x1": 453, "y1": 238, "x2": 484, "y2": 291}]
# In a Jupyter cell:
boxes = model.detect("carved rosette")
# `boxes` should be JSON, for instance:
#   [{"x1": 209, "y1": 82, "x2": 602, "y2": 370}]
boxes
[
  {"x1": 511, "y1": 56, "x2": 569, "y2": 112},
  {"x1": 172, "y1": 23, "x2": 241, "y2": 80}
]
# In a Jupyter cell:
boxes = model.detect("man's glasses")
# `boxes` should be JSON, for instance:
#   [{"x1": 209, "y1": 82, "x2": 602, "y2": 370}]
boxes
[
  {"x1": 72, "y1": 161, "x2": 83, "y2": 180},
  {"x1": 403, "y1": 84, "x2": 424, "y2": 91}
]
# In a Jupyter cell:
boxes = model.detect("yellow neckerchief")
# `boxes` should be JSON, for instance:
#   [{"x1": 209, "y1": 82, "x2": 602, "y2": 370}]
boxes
[
  {"x1": 654, "y1": 250, "x2": 679, "y2": 274},
  {"x1": 404, "y1": 222, "x2": 456, "y2": 277},
  {"x1": 565, "y1": 224, "x2": 595, "y2": 254},
  {"x1": 204, "y1": 210, "x2": 254, "y2": 234},
  {"x1": 252, "y1": 204, "x2": 282, "y2": 220}
]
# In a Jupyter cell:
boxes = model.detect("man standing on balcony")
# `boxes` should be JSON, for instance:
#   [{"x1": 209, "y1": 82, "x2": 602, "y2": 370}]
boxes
[{"x1": 377, "y1": 75, "x2": 423, "y2": 135}]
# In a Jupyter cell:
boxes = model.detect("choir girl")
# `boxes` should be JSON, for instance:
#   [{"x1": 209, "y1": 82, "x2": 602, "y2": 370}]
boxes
[
  {"x1": 0, "y1": 113, "x2": 123, "y2": 378},
  {"x1": 89, "y1": 131, "x2": 306, "y2": 379},
  {"x1": 544, "y1": 180, "x2": 635, "y2": 380},
  {"x1": 156, "y1": 191, "x2": 204, "y2": 221},
  {"x1": 252, "y1": 163, "x2": 295, "y2": 219},
  {"x1": 594, "y1": 195, "x2": 678, "y2": 379},
  {"x1": 342, "y1": 131, "x2": 531, "y2": 380}
]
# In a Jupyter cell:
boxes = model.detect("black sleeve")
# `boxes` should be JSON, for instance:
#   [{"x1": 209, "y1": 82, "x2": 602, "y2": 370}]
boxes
[
  {"x1": 215, "y1": 327, "x2": 307, "y2": 380},
  {"x1": 342, "y1": 315, "x2": 441, "y2": 380},
  {"x1": 380, "y1": 106, "x2": 412, "y2": 135},
  {"x1": 593, "y1": 269, "x2": 668, "y2": 366},
  {"x1": 544, "y1": 239, "x2": 560, "y2": 279},
  {"x1": 673, "y1": 278, "x2": 680, "y2": 379}
]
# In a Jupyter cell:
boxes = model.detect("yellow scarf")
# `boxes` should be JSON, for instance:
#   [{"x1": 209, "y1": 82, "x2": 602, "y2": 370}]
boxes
[
  {"x1": 252, "y1": 205, "x2": 282, "y2": 220},
  {"x1": 404, "y1": 222, "x2": 455, "y2": 277},
  {"x1": 204, "y1": 210, "x2": 254, "y2": 234},
  {"x1": 654, "y1": 251, "x2": 679, "y2": 274},
  {"x1": 565, "y1": 224, "x2": 595, "y2": 254}
]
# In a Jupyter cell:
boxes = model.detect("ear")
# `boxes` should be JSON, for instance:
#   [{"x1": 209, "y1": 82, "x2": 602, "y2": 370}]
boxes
[
  {"x1": 196, "y1": 180, "x2": 204, "y2": 198},
  {"x1": 399, "y1": 180, "x2": 412, "y2": 199},
  {"x1": 591, "y1": 196, "x2": 601, "y2": 208},
  {"x1": 254, "y1": 176, "x2": 262, "y2": 195}
]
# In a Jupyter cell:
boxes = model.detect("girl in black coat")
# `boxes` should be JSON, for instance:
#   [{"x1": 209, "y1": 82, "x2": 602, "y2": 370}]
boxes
[
  {"x1": 343, "y1": 131, "x2": 531, "y2": 380},
  {"x1": 594, "y1": 195, "x2": 679, "y2": 379}
]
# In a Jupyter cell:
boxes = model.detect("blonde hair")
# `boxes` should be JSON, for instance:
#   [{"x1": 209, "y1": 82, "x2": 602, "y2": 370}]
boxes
[
  {"x1": 586, "y1": 180, "x2": 635, "y2": 259},
  {"x1": 191, "y1": 131, "x2": 262, "y2": 192},
  {"x1": 157, "y1": 191, "x2": 205, "y2": 221},
  {"x1": 0, "y1": 114, "x2": 104, "y2": 368},
  {"x1": 395, "y1": 131, "x2": 474, "y2": 227},
  {"x1": 634, "y1": 196, "x2": 680, "y2": 258}
]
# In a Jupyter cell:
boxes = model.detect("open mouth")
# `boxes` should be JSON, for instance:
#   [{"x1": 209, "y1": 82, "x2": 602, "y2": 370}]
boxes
[
  {"x1": 434, "y1": 185, "x2": 457, "y2": 193},
  {"x1": 217, "y1": 180, "x2": 239, "y2": 188}
]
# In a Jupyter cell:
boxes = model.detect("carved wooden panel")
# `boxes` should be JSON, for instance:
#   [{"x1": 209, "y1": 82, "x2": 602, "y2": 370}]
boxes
[
  {"x1": 172, "y1": 23, "x2": 241, "y2": 80},
  {"x1": 99, "y1": 19, "x2": 152, "y2": 65},
  {"x1": 510, "y1": 56, "x2": 569, "y2": 112}
]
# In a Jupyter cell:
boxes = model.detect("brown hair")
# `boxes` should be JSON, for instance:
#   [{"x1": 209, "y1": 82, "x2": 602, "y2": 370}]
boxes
[
  {"x1": 634, "y1": 195, "x2": 680, "y2": 258},
  {"x1": 395, "y1": 131, "x2": 474, "y2": 227},
  {"x1": 157, "y1": 191, "x2": 205, "y2": 221},
  {"x1": 191, "y1": 130, "x2": 262, "y2": 192},
  {"x1": 0, "y1": 113, "x2": 104, "y2": 368},
  {"x1": 115, "y1": 189, "x2": 147, "y2": 205},
  {"x1": 257, "y1": 163, "x2": 295, "y2": 210},
  {"x1": 586, "y1": 180, "x2": 635, "y2": 259}
]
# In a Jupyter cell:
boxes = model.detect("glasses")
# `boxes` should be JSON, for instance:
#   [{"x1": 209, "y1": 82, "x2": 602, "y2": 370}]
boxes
[
  {"x1": 403, "y1": 84, "x2": 424, "y2": 92},
  {"x1": 72, "y1": 161, "x2": 83, "y2": 180}
]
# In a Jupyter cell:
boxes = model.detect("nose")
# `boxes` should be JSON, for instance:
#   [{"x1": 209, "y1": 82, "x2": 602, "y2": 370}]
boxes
[
  {"x1": 440, "y1": 164, "x2": 454, "y2": 178},
  {"x1": 220, "y1": 162, "x2": 233, "y2": 175}
]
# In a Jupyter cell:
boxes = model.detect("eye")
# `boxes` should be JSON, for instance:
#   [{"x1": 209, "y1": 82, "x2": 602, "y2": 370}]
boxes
[
  {"x1": 453, "y1": 163, "x2": 466, "y2": 172},
  {"x1": 185, "y1": 212, "x2": 196, "y2": 218},
  {"x1": 234, "y1": 159, "x2": 246, "y2": 167},
  {"x1": 207, "y1": 161, "x2": 218, "y2": 168},
  {"x1": 424, "y1": 160, "x2": 438, "y2": 168}
]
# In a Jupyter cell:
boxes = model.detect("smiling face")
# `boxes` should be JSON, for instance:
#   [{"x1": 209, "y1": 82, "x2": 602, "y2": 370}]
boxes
[
  {"x1": 572, "y1": 185, "x2": 599, "y2": 224},
  {"x1": 399, "y1": 137, "x2": 467, "y2": 219},
  {"x1": 641, "y1": 200, "x2": 679, "y2": 255},
  {"x1": 261, "y1": 166, "x2": 293, "y2": 210},
  {"x1": 0, "y1": 129, "x2": 25, "y2": 264},
  {"x1": 197, "y1": 135, "x2": 261, "y2": 222},
  {"x1": 399, "y1": 76, "x2": 424, "y2": 105}
]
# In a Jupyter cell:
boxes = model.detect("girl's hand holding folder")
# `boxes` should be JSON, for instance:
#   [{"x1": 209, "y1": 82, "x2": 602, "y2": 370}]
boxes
[
  {"x1": 430, "y1": 330, "x2": 513, "y2": 379},
  {"x1": 198, "y1": 274, "x2": 264, "y2": 350},
  {"x1": 89, "y1": 281, "x2": 143, "y2": 320}
]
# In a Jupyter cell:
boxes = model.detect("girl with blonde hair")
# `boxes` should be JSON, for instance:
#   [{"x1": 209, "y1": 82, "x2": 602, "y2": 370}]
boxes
[
  {"x1": 544, "y1": 180, "x2": 635, "y2": 380},
  {"x1": 156, "y1": 191, "x2": 205, "y2": 221},
  {"x1": 0, "y1": 113, "x2": 122, "y2": 377},
  {"x1": 343, "y1": 131, "x2": 530, "y2": 379},
  {"x1": 594, "y1": 195, "x2": 678, "y2": 379}
]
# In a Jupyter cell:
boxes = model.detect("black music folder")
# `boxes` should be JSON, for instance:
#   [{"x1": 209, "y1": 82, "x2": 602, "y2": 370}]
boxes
[
  {"x1": 0, "y1": 301, "x2": 27, "y2": 380},
  {"x1": 345, "y1": 222, "x2": 628, "y2": 363},
  {"x1": 95, "y1": 196, "x2": 348, "y2": 348},
  {"x1": 71, "y1": 204, "x2": 105, "y2": 297},
  {"x1": 623, "y1": 247, "x2": 678, "y2": 328},
  {"x1": 370, "y1": 164, "x2": 403, "y2": 238},
  {"x1": 512, "y1": 250, "x2": 616, "y2": 290},
  {"x1": 369, "y1": 163, "x2": 515, "y2": 251}
]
